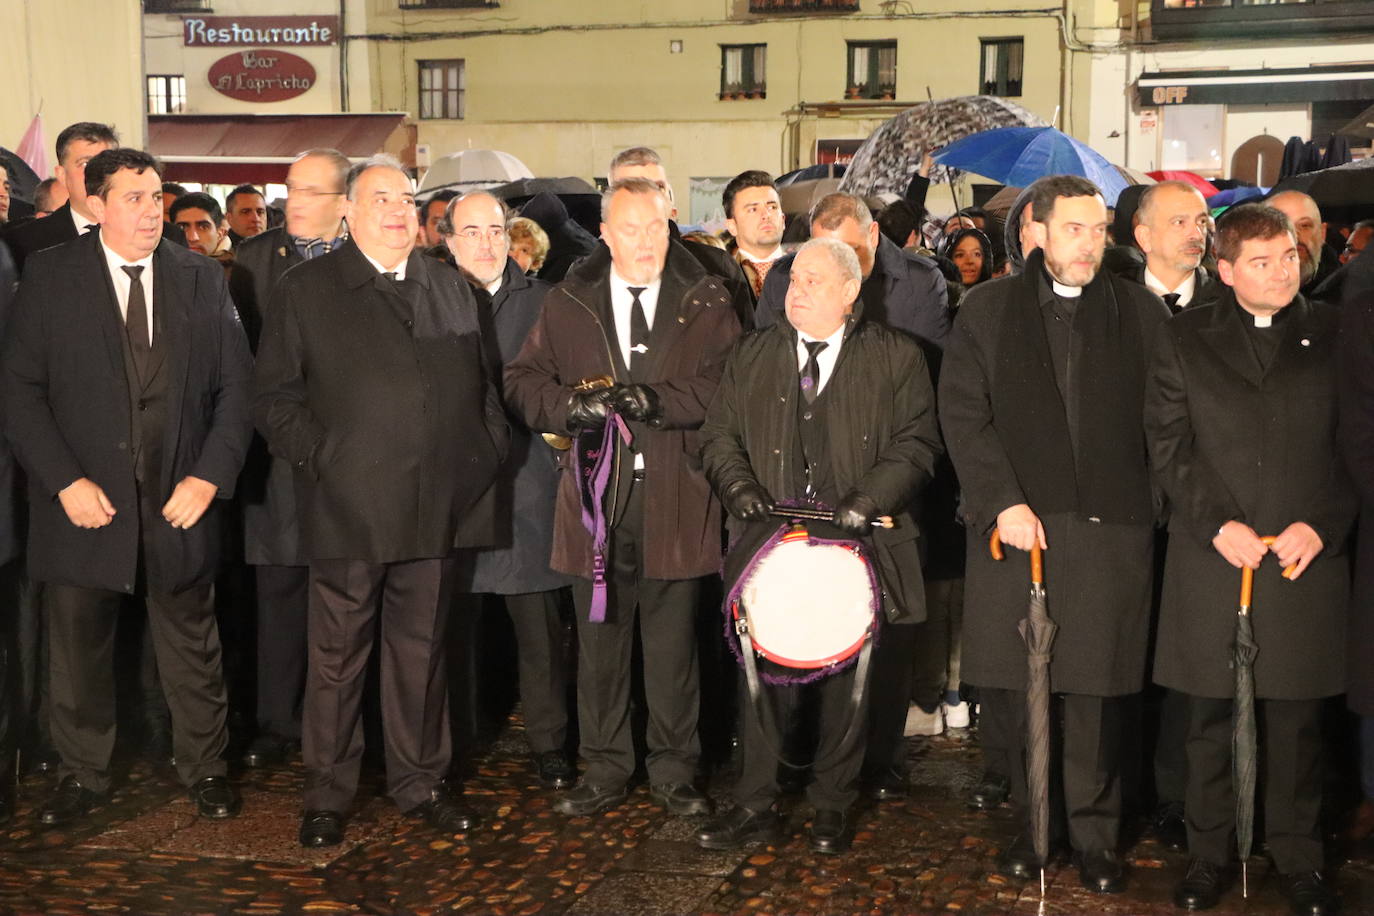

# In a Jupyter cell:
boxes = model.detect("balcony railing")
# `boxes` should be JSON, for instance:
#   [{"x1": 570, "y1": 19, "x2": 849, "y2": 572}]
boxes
[
  {"x1": 1150, "y1": 0, "x2": 1374, "y2": 38},
  {"x1": 144, "y1": 0, "x2": 211, "y2": 12},
  {"x1": 399, "y1": 0, "x2": 499, "y2": 8},
  {"x1": 750, "y1": 0, "x2": 859, "y2": 12}
]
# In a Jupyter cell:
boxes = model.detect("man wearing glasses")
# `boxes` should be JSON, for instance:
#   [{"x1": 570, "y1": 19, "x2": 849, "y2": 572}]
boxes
[{"x1": 228, "y1": 148, "x2": 350, "y2": 771}]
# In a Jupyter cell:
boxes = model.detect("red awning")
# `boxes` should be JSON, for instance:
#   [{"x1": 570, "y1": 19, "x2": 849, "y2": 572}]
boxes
[{"x1": 148, "y1": 113, "x2": 407, "y2": 184}]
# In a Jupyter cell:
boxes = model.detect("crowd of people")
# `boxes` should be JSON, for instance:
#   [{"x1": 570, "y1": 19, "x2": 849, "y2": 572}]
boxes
[{"x1": 1, "y1": 121, "x2": 1372, "y2": 916}]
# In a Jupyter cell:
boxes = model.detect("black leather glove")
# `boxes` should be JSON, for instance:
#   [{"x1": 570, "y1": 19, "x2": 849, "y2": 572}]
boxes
[
  {"x1": 611, "y1": 384, "x2": 664, "y2": 425},
  {"x1": 721, "y1": 479, "x2": 774, "y2": 523},
  {"x1": 832, "y1": 491, "x2": 880, "y2": 536},
  {"x1": 566, "y1": 386, "x2": 616, "y2": 431}
]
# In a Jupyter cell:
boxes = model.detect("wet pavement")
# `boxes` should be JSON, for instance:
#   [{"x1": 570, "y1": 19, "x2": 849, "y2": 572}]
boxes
[{"x1": 2, "y1": 720, "x2": 1372, "y2": 915}]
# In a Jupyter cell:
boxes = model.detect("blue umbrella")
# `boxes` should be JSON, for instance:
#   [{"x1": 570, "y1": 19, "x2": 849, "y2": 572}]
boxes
[
  {"x1": 1206, "y1": 186, "x2": 1267, "y2": 209},
  {"x1": 933, "y1": 126, "x2": 1129, "y2": 205}
]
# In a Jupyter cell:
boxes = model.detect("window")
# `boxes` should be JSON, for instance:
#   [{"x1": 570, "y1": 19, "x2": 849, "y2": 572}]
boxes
[
  {"x1": 721, "y1": 44, "x2": 767, "y2": 99},
  {"x1": 146, "y1": 75, "x2": 187, "y2": 115},
  {"x1": 419, "y1": 60, "x2": 465, "y2": 120},
  {"x1": 846, "y1": 40, "x2": 896, "y2": 99},
  {"x1": 1161, "y1": 104, "x2": 1225, "y2": 176},
  {"x1": 979, "y1": 38, "x2": 1024, "y2": 97},
  {"x1": 1151, "y1": 0, "x2": 1374, "y2": 38}
]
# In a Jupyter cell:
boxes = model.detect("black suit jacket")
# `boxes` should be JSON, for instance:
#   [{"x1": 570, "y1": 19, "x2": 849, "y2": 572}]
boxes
[
  {"x1": 1, "y1": 202, "x2": 188, "y2": 277},
  {"x1": 2, "y1": 231, "x2": 254, "y2": 594},
  {"x1": 252, "y1": 244, "x2": 509, "y2": 564}
]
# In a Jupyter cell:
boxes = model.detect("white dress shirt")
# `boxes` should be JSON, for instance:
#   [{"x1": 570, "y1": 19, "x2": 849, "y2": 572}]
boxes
[
  {"x1": 1143, "y1": 266, "x2": 1198, "y2": 308},
  {"x1": 101, "y1": 239, "x2": 154, "y2": 345},
  {"x1": 362, "y1": 251, "x2": 408, "y2": 280},
  {"x1": 609, "y1": 269, "x2": 661, "y2": 369},
  {"x1": 71, "y1": 206, "x2": 99, "y2": 236},
  {"x1": 795, "y1": 322, "x2": 846, "y2": 396}
]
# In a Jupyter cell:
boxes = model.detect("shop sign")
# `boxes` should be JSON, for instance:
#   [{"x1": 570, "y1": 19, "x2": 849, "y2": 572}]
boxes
[
  {"x1": 185, "y1": 16, "x2": 338, "y2": 47},
  {"x1": 208, "y1": 50, "x2": 316, "y2": 103}
]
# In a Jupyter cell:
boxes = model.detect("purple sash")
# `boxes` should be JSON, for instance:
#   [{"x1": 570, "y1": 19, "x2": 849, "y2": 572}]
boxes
[{"x1": 572, "y1": 411, "x2": 632, "y2": 623}]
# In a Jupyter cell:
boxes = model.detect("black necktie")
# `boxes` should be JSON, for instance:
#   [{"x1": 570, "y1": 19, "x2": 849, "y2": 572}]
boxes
[
  {"x1": 121, "y1": 265, "x2": 150, "y2": 378},
  {"x1": 1163, "y1": 292, "x2": 1182, "y2": 314},
  {"x1": 628, "y1": 286, "x2": 650, "y2": 378},
  {"x1": 800, "y1": 340, "x2": 828, "y2": 404}
]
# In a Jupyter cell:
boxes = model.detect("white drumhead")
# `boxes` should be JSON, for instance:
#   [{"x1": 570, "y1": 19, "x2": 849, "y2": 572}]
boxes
[{"x1": 741, "y1": 536, "x2": 875, "y2": 668}]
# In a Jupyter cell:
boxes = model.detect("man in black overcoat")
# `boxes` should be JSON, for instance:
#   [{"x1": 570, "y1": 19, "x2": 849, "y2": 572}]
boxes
[
  {"x1": 696, "y1": 237, "x2": 941, "y2": 854},
  {"x1": 227, "y1": 148, "x2": 350, "y2": 769},
  {"x1": 940, "y1": 175, "x2": 1169, "y2": 894},
  {"x1": 253, "y1": 155, "x2": 508, "y2": 848},
  {"x1": 442, "y1": 191, "x2": 575, "y2": 788},
  {"x1": 1147, "y1": 204, "x2": 1352, "y2": 916},
  {"x1": 2, "y1": 149, "x2": 253, "y2": 826}
]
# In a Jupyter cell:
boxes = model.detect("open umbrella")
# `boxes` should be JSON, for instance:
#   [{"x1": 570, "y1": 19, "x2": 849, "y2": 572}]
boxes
[
  {"x1": 418, "y1": 149, "x2": 534, "y2": 195},
  {"x1": 1269, "y1": 157, "x2": 1374, "y2": 221},
  {"x1": 490, "y1": 176, "x2": 596, "y2": 200},
  {"x1": 934, "y1": 126, "x2": 1130, "y2": 206},
  {"x1": 839, "y1": 95, "x2": 1048, "y2": 198},
  {"x1": 777, "y1": 163, "x2": 846, "y2": 187},
  {"x1": 1147, "y1": 170, "x2": 1219, "y2": 198},
  {"x1": 1233, "y1": 536, "x2": 1296, "y2": 898},
  {"x1": 991, "y1": 531, "x2": 1055, "y2": 896}
]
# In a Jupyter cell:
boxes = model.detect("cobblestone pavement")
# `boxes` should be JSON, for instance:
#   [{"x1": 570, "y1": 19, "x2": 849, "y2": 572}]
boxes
[{"x1": 1, "y1": 722, "x2": 1371, "y2": 915}]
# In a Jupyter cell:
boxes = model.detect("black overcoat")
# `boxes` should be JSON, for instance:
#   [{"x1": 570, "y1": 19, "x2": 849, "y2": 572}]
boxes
[
  {"x1": 252, "y1": 244, "x2": 508, "y2": 564},
  {"x1": 1340, "y1": 244, "x2": 1374, "y2": 715},
  {"x1": 228, "y1": 226, "x2": 313, "y2": 566},
  {"x1": 699, "y1": 302, "x2": 942, "y2": 624},
  {"x1": 1147, "y1": 291, "x2": 1353, "y2": 700},
  {"x1": 939, "y1": 259, "x2": 1167, "y2": 696},
  {"x1": 2, "y1": 231, "x2": 253, "y2": 593},
  {"x1": 452, "y1": 259, "x2": 571, "y2": 595}
]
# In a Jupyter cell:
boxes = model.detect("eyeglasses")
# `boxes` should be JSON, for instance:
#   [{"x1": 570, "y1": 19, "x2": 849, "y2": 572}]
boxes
[
  {"x1": 454, "y1": 227, "x2": 507, "y2": 243},
  {"x1": 286, "y1": 185, "x2": 344, "y2": 198}
]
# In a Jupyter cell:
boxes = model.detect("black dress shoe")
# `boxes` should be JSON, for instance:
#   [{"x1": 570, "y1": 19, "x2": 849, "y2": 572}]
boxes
[
  {"x1": 1279, "y1": 870, "x2": 1340, "y2": 916},
  {"x1": 650, "y1": 782, "x2": 711, "y2": 817},
  {"x1": 406, "y1": 783, "x2": 480, "y2": 833},
  {"x1": 1077, "y1": 848, "x2": 1126, "y2": 894},
  {"x1": 1174, "y1": 857, "x2": 1228, "y2": 911},
  {"x1": 0, "y1": 779, "x2": 13, "y2": 825},
  {"x1": 26, "y1": 744, "x2": 59, "y2": 776},
  {"x1": 1154, "y1": 801, "x2": 1189, "y2": 852},
  {"x1": 696, "y1": 806, "x2": 782, "y2": 850},
  {"x1": 864, "y1": 767, "x2": 909, "y2": 801},
  {"x1": 299, "y1": 809, "x2": 345, "y2": 848},
  {"x1": 531, "y1": 750, "x2": 575, "y2": 789},
  {"x1": 241, "y1": 734, "x2": 298, "y2": 769},
  {"x1": 968, "y1": 769, "x2": 1010, "y2": 810},
  {"x1": 554, "y1": 781, "x2": 627, "y2": 816},
  {"x1": 809, "y1": 808, "x2": 853, "y2": 855},
  {"x1": 998, "y1": 831, "x2": 1047, "y2": 880},
  {"x1": 188, "y1": 776, "x2": 241, "y2": 819},
  {"x1": 38, "y1": 776, "x2": 103, "y2": 827}
]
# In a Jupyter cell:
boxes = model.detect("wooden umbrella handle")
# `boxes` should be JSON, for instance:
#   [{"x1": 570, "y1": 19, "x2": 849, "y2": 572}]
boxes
[
  {"x1": 1240, "y1": 535, "x2": 1296, "y2": 609},
  {"x1": 989, "y1": 531, "x2": 1043, "y2": 586}
]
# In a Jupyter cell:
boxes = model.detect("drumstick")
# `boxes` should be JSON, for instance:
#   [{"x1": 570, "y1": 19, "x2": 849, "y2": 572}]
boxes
[{"x1": 766, "y1": 506, "x2": 894, "y2": 528}]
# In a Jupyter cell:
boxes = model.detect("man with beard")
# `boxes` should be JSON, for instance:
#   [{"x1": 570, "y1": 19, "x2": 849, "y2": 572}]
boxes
[
  {"x1": 1146, "y1": 204, "x2": 1350, "y2": 915},
  {"x1": 1268, "y1": 191, "x2": 1338, "y2": 297},
  {"x1": 505, "y1": 178, "x2": 741, "y2": 818},
  {"x1": 1132, "y1": 180, "x2": 1217, "y2": 313},
  {"x1": 722, "y1": 170, "x2": 784, "y2": 301},
  {"x1": 442, "y1": 191, "x2": 575, "y2": 789},
  {"x1": 940, "y1": 175, "x2": 1169, "y2": 894}
]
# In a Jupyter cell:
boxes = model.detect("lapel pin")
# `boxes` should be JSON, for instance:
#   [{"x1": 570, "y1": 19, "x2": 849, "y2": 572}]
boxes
[
  {"x1": 1301, "y1": 338, "x2": 1311, "y2": 347},
  {"x1": 278, "y1": 247, "x2": 287, "y2": 257}
]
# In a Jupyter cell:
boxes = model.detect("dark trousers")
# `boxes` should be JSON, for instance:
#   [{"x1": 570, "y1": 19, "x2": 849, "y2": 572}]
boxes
[
  {"x1": 1185, "y1": 694, "x2": 1324, "y2": 873},
  {"x1": 984, "y1": 686, "x2": 1125, "y2": 853},
  {"x1": 735, "y1": 662, "x2": 873, "y2": 812},
  {"x1": 0, "y1": 560, "x2": 20, "y2": 762},
  {"x1": 911, "y1": 577, "x2": 964, "y2": 711},
  {"x1": 254, "y1": 564, "x2": 309, "y2": 741},
  {"x1": 861, "y1": 621, "x2": 917, "y2": 780},
  {"x1": 303, "y1": 557, "x2": 453, "y2": 813},
  {"x1": 1155, "y1": 688, "x2": 1190, "y2": 807},
  {"x1": 15, "y1": 572, "x2": 48, "y2": 758},
  {"x1": 503, "y1": 590, "x2": 568, "y2": 754},
  {"x1": 570, "y1": 480, "x2": 700, "y2": 787},
  {"x1": 46, "y1": 578, "x2": 228, "y2": 793},
  {"x1": 977, "y1": 683, "x2": 1015, "y2": 781}
]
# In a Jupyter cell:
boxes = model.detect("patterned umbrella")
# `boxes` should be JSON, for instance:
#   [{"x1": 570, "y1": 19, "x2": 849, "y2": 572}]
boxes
[
  {"x1": 839, "y1": 96, "x2": 1048, "y2": 198},
  {"x1": 991, "y1": 531, "x2": 1056, "y2": 895}
]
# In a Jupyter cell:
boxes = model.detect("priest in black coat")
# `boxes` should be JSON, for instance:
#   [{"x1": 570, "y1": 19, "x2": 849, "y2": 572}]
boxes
[
  {"x1": 253, "y1": 156, "x2": 508, "y2": 849},
  {"x1": 940, "y1": 176, "x2": 1169, "y2": 894},
  {"x1": 1147, "y1": 204, "x2": 1352, "y2": 915}
]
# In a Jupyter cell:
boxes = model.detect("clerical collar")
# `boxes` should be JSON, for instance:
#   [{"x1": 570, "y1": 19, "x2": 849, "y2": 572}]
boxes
[
  {"x1": 1051, "y1": 278, "x2": 1082, "y2": 299},
  {"x1": 1237, "y1": 301, "x2": 1287, "y2": 328}
]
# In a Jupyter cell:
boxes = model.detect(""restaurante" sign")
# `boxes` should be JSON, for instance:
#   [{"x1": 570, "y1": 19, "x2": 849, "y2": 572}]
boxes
[{"x1": 185, "y1": 16, "x2": 339, "y2": 47}]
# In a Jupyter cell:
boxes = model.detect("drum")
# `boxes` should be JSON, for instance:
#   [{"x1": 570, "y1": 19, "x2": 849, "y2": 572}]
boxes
[{"x1": 728, "y1": 521, "x2": 880, "y2": 685}]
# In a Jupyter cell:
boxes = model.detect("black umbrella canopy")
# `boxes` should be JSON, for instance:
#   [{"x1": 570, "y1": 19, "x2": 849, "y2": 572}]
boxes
[
  {"x1": 0, "y1": 148, "x2": 41, "y2": 204},
  {"x1": 776, "y1": 163, "x2": 846, "y2": 187},
  {"x1": 1269, "y1": 156, "x2": 1374, "y2": 222},
  {"x1": 839, "y1": 95, "x2": 1049, "y2": 198},
  {"x1": 491, "y1": 176, "x2": 596, "y2": 200}
]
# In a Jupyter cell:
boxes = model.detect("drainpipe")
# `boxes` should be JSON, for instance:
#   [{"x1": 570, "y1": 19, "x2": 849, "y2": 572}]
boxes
[{"x1": 339, "y1": 0, "x2": 349, "y2": 112}]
